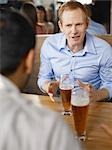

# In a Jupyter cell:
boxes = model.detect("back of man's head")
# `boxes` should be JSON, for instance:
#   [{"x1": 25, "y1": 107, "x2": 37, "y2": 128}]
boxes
[{"x1": 0, "y1": 8, "x2": 35, "y2": 76}]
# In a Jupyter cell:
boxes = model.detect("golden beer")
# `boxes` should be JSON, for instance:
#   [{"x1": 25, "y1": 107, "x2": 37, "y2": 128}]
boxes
[
  {"x1": 71, "y1": 88, "x2": 89, "y2": 138},
  {"x1": 59, "y1": 74, "x2": 74, "y2": 115},
  {"x1": 60, "y1": 88, "x2": 72, "y2": 111},
  {"x1": 72, "y1": 104, "x2": 89, "y2": 136}
]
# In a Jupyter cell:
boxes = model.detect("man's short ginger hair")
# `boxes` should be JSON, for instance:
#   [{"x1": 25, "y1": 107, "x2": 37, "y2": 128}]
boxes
[{"x1": 58, "y1": 1, "x2": 88, "y2": 23}]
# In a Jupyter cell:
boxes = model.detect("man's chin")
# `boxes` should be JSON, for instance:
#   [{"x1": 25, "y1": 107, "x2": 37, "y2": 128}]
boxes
[{"x1": 69, "y1": 38, "x2": 79, "y2": 44}]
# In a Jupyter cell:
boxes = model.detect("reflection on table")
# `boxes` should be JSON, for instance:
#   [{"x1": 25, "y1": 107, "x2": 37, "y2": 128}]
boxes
[{"x1": 22, "y1": 93, "x2": 112, "y2": 150}]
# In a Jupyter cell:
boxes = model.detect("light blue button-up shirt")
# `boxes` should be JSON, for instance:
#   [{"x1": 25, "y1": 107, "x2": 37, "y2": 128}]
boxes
[{"x1": 38, "y1": 33, "x2": 112, "y2": 98}]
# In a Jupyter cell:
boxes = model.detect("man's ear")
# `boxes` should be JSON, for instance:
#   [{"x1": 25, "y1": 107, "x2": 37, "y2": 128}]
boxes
[
  {"x1": 24, "y1": 49, "x2": 34, "y2": 74},
  {"x1": 58, "y1": 20, "x2": 63, "y2": 32}
]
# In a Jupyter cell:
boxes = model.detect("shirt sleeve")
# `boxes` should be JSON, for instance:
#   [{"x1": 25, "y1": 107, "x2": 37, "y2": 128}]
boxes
[
  {"x1": 38, "y1": 38, "x2": 55, "y2": 92},
  {"x1": 99, "y1": 45, "x2": 112, "y2": 99}
]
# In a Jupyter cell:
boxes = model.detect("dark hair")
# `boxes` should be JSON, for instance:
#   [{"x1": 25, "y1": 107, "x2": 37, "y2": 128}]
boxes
[
  {"x1": 0, "y1": 8, "x2": 35, "y2": 76},
  {"x1": 36, "y1": 5, "x2": 47, "y2": 22},
  {"x1": 20, "y1": 2, "x2": 37, "y2": 34}
]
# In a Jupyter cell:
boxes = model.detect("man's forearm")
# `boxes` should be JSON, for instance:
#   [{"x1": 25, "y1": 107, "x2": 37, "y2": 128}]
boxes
[{"x1": 95, "y1": 88, "x2": 110, "y2": 101}]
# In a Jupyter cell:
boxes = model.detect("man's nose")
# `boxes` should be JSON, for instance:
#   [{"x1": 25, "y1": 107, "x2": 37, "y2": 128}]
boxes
[{"x1": 71, "y1": 25, "x2": 77, "y2": 33}]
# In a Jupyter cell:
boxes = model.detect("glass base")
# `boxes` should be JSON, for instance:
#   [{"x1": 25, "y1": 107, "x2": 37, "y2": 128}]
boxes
[
  {"x1": 78, "y1": 135, "x2": 86, "y2": 141},
  {"x1": 77, "y1": 131, "x2": 86, "y2": 141},
  {"x1": 61, "y1": 110, "x2": 72, "y2": 116}
]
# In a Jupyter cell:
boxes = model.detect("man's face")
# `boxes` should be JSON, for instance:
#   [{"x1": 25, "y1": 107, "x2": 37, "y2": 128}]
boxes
[{"x1": 59, "y1": 8, "x2": 88, "y2": 49}]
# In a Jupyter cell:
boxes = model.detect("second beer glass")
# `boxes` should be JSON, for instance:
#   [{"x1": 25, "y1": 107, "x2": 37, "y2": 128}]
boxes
[
  {"x1": 71, "y1": 88, "x2": 89, "y2": 141},
  {"x1": 59, "y1": 74, "x2": 74, "y2": 115}
]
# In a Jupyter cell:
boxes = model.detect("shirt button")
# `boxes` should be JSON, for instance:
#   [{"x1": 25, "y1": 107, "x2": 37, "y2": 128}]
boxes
[{"x1": 71, "y1": 69, "x2": 73, "y2": 72}]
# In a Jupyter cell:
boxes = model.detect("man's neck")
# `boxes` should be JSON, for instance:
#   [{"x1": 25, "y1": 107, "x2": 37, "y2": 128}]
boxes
[{"x1": 68, "y1": 36, "x2": 86, "y2": 53}]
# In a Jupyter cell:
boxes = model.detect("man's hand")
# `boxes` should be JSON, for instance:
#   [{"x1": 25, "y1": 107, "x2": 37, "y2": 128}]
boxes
[
  {"x1": 48, "y1": 81, "x2": 59, "y2": 95},
  {"x1": 44, "y1": 81, "x2": 59, "y2": 102},
  {"x1": 77, "y1": 80, "x2": 109, "y2": 102}
]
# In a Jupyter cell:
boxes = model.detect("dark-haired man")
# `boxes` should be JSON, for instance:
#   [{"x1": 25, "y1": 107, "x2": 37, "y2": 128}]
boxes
[{"x1": 0, "y1": 9, "x2": 82, "y2": 150}]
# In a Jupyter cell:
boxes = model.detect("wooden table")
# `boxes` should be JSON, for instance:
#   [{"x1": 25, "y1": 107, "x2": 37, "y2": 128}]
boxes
[{"x1": 22, "y1": 93, "x2": 112, "y2": 150}]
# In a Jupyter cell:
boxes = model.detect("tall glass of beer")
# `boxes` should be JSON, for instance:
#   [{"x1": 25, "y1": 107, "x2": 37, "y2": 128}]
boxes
[
  {"x1": 59, "y1": 74, "x2": 74, "y2": 115},
  {"x1": 71, "y1": 87, "x2": 89, "y2": 140}
]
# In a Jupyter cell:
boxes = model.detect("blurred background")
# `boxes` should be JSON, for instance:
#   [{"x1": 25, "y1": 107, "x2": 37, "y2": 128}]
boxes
[{"x1": 0, "y1": 0, "x2": 111, "y2": 34}]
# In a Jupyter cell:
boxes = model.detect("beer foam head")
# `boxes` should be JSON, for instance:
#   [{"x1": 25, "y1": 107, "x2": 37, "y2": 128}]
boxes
[
  {"x1": 59, "y1": 84, "x2": 73, "y2": 90},
  {"x1": 71, "y1": 88, "x2": 89, "y2": 106}
]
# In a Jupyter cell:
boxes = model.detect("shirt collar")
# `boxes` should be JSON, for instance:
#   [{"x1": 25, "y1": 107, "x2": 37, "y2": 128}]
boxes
[
  {"x1": 84, "y1": 33, "x2": 97, "y2": 55},
  {"x1": 58, "y1": 33, "x2": 67, "y2": 51},
  {"x1": 58, "y1": 32, "x2": 97, "y2": 55}
]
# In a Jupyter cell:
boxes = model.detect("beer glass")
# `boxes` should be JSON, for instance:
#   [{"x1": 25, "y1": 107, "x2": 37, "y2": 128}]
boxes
[
  {"x1": 59, "y1": 74, "x2": 74, "y2": 115},
  {"x1": 71, "y1": 87, "x2": 89, "y2": 141}
]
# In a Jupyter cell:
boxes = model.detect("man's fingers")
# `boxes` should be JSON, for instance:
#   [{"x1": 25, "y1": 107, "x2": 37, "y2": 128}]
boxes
[
  {"x1": 48, "y1": 93, "x2": 55, "y2": 102},
  {"x1": 49, "y1": 81, "x2": 59, "y2": 89},
  {"x1": 77, "y1": 80, "x2": 92, "y2": 91},
  {"x1": 48, "y1": 81, "x2": 59, "y2": 102},
  {"x1": 77, "y1": 80, "x2": 85, "y2": 88}
]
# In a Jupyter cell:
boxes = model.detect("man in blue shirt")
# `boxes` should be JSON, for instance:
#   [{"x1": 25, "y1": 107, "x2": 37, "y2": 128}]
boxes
[{"x1": 38, "y1": 1, "x2": 112, "y2": 102}]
